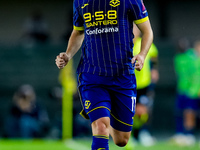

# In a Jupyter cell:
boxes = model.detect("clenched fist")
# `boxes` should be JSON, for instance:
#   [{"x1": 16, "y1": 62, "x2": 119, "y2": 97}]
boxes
[
  {"x1": 131, "y1": 53, "x2": 145, "y2": 71},
  {"x1": 55, "y1": 52, "x2": 70, "y2": 69}
]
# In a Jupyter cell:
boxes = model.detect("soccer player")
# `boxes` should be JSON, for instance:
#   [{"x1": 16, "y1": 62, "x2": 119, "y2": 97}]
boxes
[
  {"x1": 55, "y1": 0, "x2": 153, "y2": 149},
  {"x1": 172, "y1": 39, "x2": 200, "y2": 146}
]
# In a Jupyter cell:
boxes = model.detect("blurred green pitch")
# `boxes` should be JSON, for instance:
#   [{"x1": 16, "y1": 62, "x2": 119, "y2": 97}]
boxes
[{"x1": 0, "y1": 139, "x2": 199, "y2": 150}]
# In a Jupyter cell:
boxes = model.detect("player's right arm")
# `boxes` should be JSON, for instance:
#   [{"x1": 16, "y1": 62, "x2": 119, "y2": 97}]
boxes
[
  {"x1": 56, "y1": 0, "x2": 85, "y2": 69},
  {"x1": 55, "y1": 29, "x2": 84, "y2": 69},
  {"x1": 132, "y1": 20, "x2": 153, "y2": 71}
]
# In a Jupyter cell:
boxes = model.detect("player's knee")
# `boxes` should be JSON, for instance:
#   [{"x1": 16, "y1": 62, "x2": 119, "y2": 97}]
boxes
[
  {"x1": 92, "y1": 117, "x2": 109, "y2": 135},
  {"x1": 114, "y1": 138, "x2": 129, "y2": 147}
]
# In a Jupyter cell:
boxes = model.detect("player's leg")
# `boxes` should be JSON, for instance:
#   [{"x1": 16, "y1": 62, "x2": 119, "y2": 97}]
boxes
[
  {"x1": 91, "y1": 117, "x2": 110, "y2": 150},
  {"x1": 92, "y1": 117, "x2": 110, "y2": 136},
  {"x1": 174, "y1": 94, "x2": 186, "y2": 134},
  {"x1": 81, "y1": 104, "x2": 111, "y2": 150},
  {"x1": 109, "y1": 126, "x2": 131, "y2": 147},
  {"x1": 171, "y1": 95, "x2": 195, "y2": 146},
  {"x1": 182, "y1": 98, "x2": 199, "y2": 146},
  {"x1": 108, "y1": 74, "x2": 137, "y2": 147},
  {"x1": 78, "y1": 73, "x2": 112, "y2": 150},
  {"x1": 81, "y1": 102, "x2": 111, "y2": 150},
  {"x1": 109, "y1": 107, "x2": 134, "y2": 148},
  {"x1": 183, "y1": 97, "x2": 199, "y2": 135},
  {"x1": 109, "y1": 105, "x2": 134, "y2": 147},
  {"x1": 183, "y1": 109, "x2": 196, "y2": 133},
  {"x1": 182, "y1": 108, "x2": 196, "y2": 145}
]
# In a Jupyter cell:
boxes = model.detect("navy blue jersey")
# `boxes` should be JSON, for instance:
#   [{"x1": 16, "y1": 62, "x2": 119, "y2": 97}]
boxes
[{"x1": 73, "y1": 0, "x2": 148, "y2": 76}]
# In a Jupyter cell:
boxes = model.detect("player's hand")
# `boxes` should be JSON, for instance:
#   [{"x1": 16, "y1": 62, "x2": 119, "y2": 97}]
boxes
[
  {"x1": 131, "y1": 53, "x2": 145, "y2": 71},
  {"x1": 55, "y1": 52, "x2": 70, "y2": 69}
]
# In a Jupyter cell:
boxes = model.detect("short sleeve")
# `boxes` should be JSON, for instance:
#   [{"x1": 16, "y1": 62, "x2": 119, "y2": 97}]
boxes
[
  {"x1": 128, "y1": 0, "x2": 149, "y2": 24},
  {"x1": 73, "y1": 0, "x2": 84, "y2": 31}
]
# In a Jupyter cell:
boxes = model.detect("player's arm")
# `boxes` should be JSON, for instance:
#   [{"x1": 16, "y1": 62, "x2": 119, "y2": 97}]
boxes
[
  {"x1": 55, "y1": 29, "x2": 84, "y2": 69},
  {"x1": 132, "y1": 20, "x2": 153, "y2": 71}
]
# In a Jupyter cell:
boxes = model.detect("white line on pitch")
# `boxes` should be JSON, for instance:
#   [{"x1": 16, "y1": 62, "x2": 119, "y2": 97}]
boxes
[{"x1": 65, "y1": 139, "x2": 90, "y2": 150}]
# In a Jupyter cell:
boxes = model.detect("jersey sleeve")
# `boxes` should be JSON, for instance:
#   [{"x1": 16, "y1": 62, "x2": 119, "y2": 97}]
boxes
[
  {"x1": 128, "y1": 0, "x2": 149, "y2": 24},
  {"x1": 73, "y1": 0, "x2": 84, "y2": 31}
]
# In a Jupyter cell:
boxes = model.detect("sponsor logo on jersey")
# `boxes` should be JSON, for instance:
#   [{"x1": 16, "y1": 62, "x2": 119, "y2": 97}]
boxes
[
  {"x1": 86, "y1": 27, "x2": 119, "y2": 35},
  {"x1": 83, "y1": 10, "x2": 118, "y2": 28},
  {"x1": 109, "y1": 0, "x2": 120, "y2": 7},
  {"x1": 97, "y1": 148, "x2": 105, "y2": 150},
  {"x1": 85, "y1": 100, "x2": 91, "y2": 109},
  {"x1": 86, "y1": 19, "x2": 118, "y2": 28}
]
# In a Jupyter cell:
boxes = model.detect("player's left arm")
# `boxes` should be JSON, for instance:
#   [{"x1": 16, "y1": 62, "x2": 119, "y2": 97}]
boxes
[{"x1": 132, "y1": 20, "x2": 153, "y2": 71}]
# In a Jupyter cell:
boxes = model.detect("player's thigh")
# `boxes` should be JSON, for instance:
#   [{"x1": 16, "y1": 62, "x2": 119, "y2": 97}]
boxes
[
  {"x1": 109, "y1": 74, "x2": 137, "y2": 132},
  {"x1": 78, "y1": 73, "x2": 112, "y2": 122}
]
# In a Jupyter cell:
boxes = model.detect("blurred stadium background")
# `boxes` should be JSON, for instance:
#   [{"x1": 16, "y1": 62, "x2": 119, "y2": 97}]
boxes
[{"x1": 0, "y1": 0, "x2": 199, "y2": 149}]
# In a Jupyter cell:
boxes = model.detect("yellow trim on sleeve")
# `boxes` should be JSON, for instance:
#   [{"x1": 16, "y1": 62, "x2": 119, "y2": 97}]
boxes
[
  {"x1": 74, "y1": 26, "x2": 84, "y2": 31},
  {"x1": 87, "y1": 106, "x2": 111, "y2": 114},
  {"x1": 111, "y1": 113, "x2": 133, "y2": 126},
  {"x1": 134, "y1": 16, "x2": 149, "y2": 24}
]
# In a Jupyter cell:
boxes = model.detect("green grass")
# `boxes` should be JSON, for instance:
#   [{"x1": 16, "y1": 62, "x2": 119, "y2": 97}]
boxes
[{"x1": 0, "y1": 139, "x2": 199, "y2": 150}]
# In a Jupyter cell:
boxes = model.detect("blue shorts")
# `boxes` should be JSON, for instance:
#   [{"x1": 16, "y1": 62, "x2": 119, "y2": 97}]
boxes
[
  {"x1": 78, "y1": 73, "x2": 137, "y2": 132},
  {"x1": 176, "y1": 94, "x2": 200, "y2": 110}
]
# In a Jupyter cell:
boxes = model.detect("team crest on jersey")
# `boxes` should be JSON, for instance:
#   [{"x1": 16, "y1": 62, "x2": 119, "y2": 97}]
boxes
[
  {"x1": 85, "y1": 100, "x2": 91, "y2": 109},
  {"x1": 81, "y1": 3, "x2": 89, "y2": 9},
  {"x1": 109, "y1": 0, "x2": 120, "y2": 7}
]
